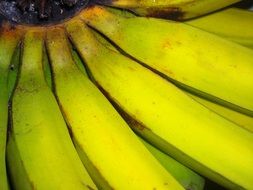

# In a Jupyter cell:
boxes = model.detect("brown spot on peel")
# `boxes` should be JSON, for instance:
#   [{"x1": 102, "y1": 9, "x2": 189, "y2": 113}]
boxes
[{"x1": 138, "y1": 7, "x2": 185, "y2": 20}]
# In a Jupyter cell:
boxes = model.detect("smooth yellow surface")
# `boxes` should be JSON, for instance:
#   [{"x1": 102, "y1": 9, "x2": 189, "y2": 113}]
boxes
[
  {"x1": 7, "y1": 30, "x2": 96, "y2": 190},
  {"x1": 50, "y1": 26, "x2": 184, "y2": 190},
  {"x1": 67, "y1": 17, "x2": 253, "y2": 189}
]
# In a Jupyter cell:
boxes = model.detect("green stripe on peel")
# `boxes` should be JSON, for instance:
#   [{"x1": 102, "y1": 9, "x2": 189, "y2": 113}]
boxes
[{"x1": 139, "y1": 137, "x2": 205, "y2": 190}]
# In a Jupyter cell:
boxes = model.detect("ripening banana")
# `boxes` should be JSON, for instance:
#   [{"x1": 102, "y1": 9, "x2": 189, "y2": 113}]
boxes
[
  {"x1": 47, "y1": 26, "x2": 184, "y2": 190},
  {"x1": 66, "y1": 17, "x2": 253, "y2": 190},
  {"x1": 7, "y1": 29, "x2": 97, "y2": 190},
  {"x1": 138, "y1": 137, "x2": 205, "y2": 190},
  {"x1": 185, "y1": 8, "x2": 253, "y2": 48},
  {"x1": 0, "y1": 23, "x2": 23, "y2": 190},
  {"x1": 96, "y1": 0, "x2": 241, "y2": 20},
  {"x1": 80, "y1": 6, "x2": 253, "y2": 117}
]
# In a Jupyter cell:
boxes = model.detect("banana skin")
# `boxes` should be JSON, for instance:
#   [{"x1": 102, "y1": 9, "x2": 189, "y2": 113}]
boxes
[
  {"x1": 80, "y1": 6, "x2": 253, "y2": 117},
  {"x1": 66, "y1": 17, "x2": 253, "y2": 190},
  {"x1": 85, "y1": 22, "x2": 253, "y2": 134},
  {"x1": 186, "y1": 8, "x2": 253, "y2": 48},
  {"x1": 139, "y1": 137, "x2": 205, "y2": 190}
]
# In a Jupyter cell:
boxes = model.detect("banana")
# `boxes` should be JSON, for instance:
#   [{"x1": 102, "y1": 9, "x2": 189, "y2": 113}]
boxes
[
  {"x1": 139, "y1": 137, "x2": 205, "y2": 190},
  {"x1": 185, "y1": 8, "x2": 253, "y2": 48},
  {"x1": 89, "y1": 24, "x2": 253, "y2": 134},
  {"x1": 0, "y1": 23, "x2": 23, "y2": 190},
  {"x1": 97, "y1": 6, "x2": 253, "y2": 49},
  {"x1": 66, "y1": 17, "x2": 253, "y2": 190},
  {"x1": 47, "y1": 26, "x2": 184, "y2": 190},
  {"x1": 187, "y1": 93, "x2": 253, "y2": 133},
  {"x1": 96, "y1": 0, "x2": 241, "y2": 20},
  {"x1": 7, "y1": 29, "x2": 97, "y2": 190},
  {"x1": 86, "y1": 19, "x2": 253, "y2": 133},
  {"x1": 80, "y1": 6, "x2": 253, "y2": 117}
]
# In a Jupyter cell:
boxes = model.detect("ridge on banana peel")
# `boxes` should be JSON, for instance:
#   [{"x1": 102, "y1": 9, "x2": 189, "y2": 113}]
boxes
[
  {"x1": 185, "y1": 8, "x2": 253, "y2": 49},
  {"x1": 187, "y1": 93, "x2": 253, "y2": 133},
  {"x1": 96, "y1": 0, "x2": 241, "y2": 20},
  {"x1": 46, "y1": 26, "x2": 184, "y2": 190},
  {"x1": 65, "y1": 17, "x2": 253, "y2": 190},
  {"x1": 80, "y1": 6, "x2": 253, "y2": 117},
  {"x1": 138, "y1": 137, "x2": 205, "y2": 190},
  {"x1": 0, "y1": 23, "x2": 23, "y2": 190},
  {"x1": 7, "y1": 29, "x2": 97, "y2": 190}
]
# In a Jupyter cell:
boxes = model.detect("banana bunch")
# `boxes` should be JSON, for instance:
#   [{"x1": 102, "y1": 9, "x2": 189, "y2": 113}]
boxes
[{"x1": 0, "y1": 0, "x2": 253, "y2": 189}]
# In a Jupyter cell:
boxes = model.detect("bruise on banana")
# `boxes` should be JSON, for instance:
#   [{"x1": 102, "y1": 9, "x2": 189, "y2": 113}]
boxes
[{"x1": 139, "y1": 7, "x2": 185, "y2": 20}]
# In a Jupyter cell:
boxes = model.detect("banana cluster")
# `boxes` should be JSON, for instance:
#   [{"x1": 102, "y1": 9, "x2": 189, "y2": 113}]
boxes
[{"x1": 0, "y1": 1, "x2": 253, "y2": 190}]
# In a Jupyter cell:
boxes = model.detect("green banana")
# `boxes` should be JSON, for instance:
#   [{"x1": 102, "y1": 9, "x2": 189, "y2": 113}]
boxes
[
  {"x1": 96, "y1": 0, "x2": 241, "y2": 20},
  {"x1": 139, "y1": 137, "x2": 205, "y2": 190},
  {"x1": 47, "y1": 26, "x2": 184, "y2": 190},
  {"x1": 185, "y1": 8, "x2": 253, "y2": 48},
  {"x1": 80, "y1": 6, "x2": 253, "y2": 117},
  {"x1": 66, "y1": 17, "x2": 253, "y2": 189},
  {"x1": 0, "y1": 23, "x2": 23, "y2": 190},
  {"x1": 7, "y1": 29, "x2": 97, "y2": 190}
]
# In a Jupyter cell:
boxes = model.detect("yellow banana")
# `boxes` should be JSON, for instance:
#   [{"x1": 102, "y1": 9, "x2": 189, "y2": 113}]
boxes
[
  {"x1": 89, "y1": 24, "x2": 253, "y2": 134},
  {"x1": 48, "y1": 26, "x2": 184, "y2": 190},
  {"x1": 185, "y1": 8, "x2": 253, "y2": 48},
  {"x1": 139, "y1": 137, "x2": 205, "y2": 190},
  {"x1": 66, "y1": 17, "x2": 253, "y2": 189},
  {"x1": 7, "y1": 29, "x2": 97, "y2": 190},
  {"x1": 80, "y1": 6, "x2": 253, "y2": 117},
  {"x1": 0, "y1": 23, "x2": 22, "y2": 190},
  {"x1": 96, "y1": 0, "x2": 241, "y2": 20}
]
